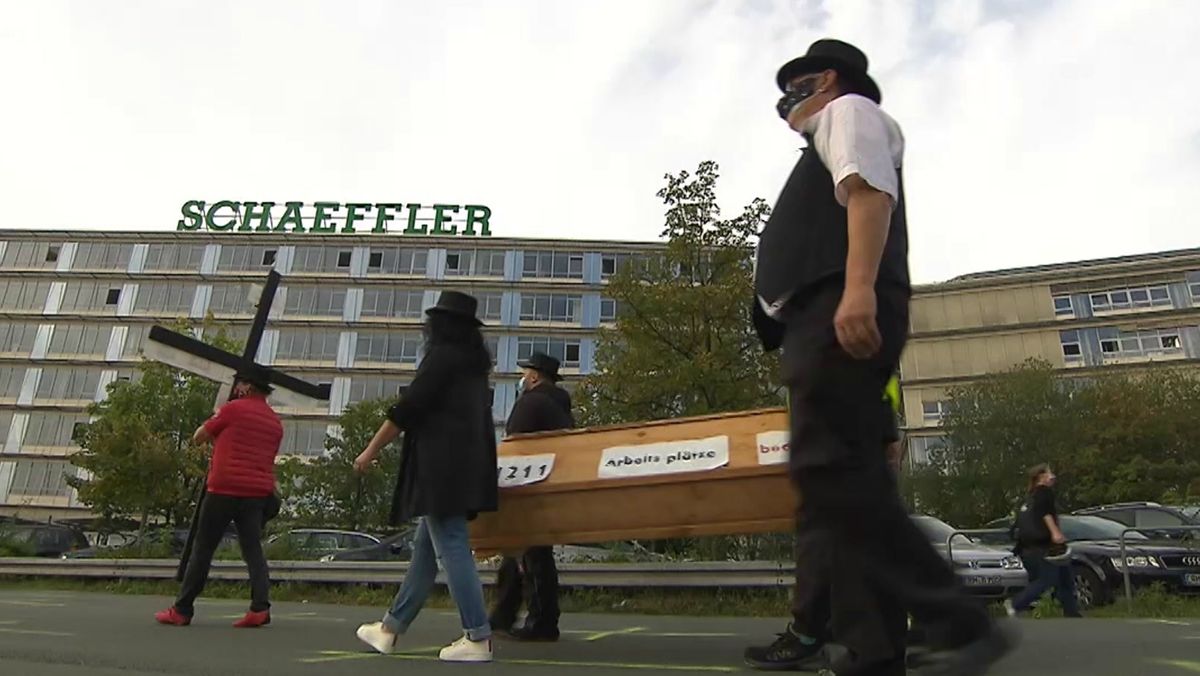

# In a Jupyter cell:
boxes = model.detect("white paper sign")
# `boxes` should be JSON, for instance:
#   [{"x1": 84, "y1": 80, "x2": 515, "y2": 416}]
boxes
[
  {"x1": 496, "y1": 453, "x2": 556, "y2": 488},
  {"x1": 756, "y1": 431, "x2": 791, "y2": 466},
  {"x1": 598, "y1": 435, "x2": 730, "y2": 479}
]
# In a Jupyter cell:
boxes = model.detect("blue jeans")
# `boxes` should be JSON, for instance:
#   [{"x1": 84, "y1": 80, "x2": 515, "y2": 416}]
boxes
[
  {"x1": 1011, "y1": 553, "x2": 1081, "y2": 616},
  {"x1": 381, "y1": 515, "x2": 491, "y2": 641}
]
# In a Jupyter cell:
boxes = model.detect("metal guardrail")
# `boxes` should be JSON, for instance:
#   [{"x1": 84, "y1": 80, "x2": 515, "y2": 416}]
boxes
[
  {"x1": 1118, "y1": 525, "x2": 1200, "y2": 605},
  {"x1": 0, "y1": 558, "x2": 797, "y2": 588}
]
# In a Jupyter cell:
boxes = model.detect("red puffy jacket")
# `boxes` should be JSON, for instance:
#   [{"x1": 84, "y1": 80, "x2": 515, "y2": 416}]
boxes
[{"x1": 203, "y1": 396, "x2": 283, "y2": 497}]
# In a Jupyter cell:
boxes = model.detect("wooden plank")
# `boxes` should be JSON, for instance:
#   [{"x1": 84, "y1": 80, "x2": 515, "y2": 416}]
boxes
[{"x1": 469, "y1": 408, "x2": 794, "y2": 551}]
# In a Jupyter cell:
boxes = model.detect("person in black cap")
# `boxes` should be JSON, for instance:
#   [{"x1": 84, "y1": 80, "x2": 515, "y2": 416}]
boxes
[
  {"x1": 746, "y1": 38, "x2": 1016, "y2": 675},
  {"x1": 488, "y1": 351, "x2": 575, "y2": 641},
  {"x1": 352, "y1": 290, "x2": 499, "y2": 663}
]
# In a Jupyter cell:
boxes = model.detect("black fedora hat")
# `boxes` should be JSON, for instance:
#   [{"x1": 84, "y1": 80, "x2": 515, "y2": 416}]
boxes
[
  {"x1": 425, "y1": 290, "x2": 483, "y2": 325},
  {"x1": 234, "y1": 363, "x2": 274, "y2": 394},
  {"x1": 517, "y1": 351, "x2": 562, "y2": 382},
  {"x1": 776, "y1": 38, "x2": 881, "y2": 104}
]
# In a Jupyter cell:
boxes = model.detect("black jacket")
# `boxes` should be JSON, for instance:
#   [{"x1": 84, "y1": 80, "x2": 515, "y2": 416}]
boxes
[
  {"x1": 387, "y1": 344, "x2": 498, "y2": 524},
  {"x1": 505, "y1": 382, "x2": 574, "y2": 436}
]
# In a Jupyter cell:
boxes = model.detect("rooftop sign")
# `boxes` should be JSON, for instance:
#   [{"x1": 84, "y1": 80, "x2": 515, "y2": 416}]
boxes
[{"x1": 177, "y1": 201, "x2": 492, "y2": 237}]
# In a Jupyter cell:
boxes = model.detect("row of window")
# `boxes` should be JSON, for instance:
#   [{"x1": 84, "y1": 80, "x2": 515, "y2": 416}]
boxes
[
  {"x1": 4, "y1": 458, "x2": 75, "y2": 498},
  {"x1": 1060, "y1": 327, "x2": 1185, "y2": 362},
  {"x1": 1, "y1": 241, "x2": 642, "y2": 280},
  {"x1": 0, "y1": 280, "x2": 621, "y2": 323},
  {"x1": 1052, "y1": 277, "x2": 1199, "y2": 318}
]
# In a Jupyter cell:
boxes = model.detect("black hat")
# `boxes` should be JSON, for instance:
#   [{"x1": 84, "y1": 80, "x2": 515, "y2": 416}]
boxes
[
  {"x1": 517, "y1": 352, "x2": 562, "y2": 382},
  {"x1": 776, "y1": 38, "x2": 881, "y2": 104},
  {"x1": 234, "y1": 363, "x2": 274, "y2": 394},
  {"x1": 425, "y1": 290, "x2": 483, "y2": 325}
]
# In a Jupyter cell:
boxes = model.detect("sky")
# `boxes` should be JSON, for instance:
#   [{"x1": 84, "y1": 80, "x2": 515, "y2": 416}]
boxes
[{"x1": 1, "y1": 0, "x2": 1198, "y2": 284}]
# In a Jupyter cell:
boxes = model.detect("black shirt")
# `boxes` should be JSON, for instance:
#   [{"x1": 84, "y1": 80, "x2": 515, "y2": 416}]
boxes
[{"x1": 1017, "y1": 485, "x2": 1057, "y2": 549}]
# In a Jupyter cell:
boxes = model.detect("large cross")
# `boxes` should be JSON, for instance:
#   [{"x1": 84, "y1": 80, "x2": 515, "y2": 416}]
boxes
[{"x1": 140, "y1": 270, "x2": 331, "y2": 580}]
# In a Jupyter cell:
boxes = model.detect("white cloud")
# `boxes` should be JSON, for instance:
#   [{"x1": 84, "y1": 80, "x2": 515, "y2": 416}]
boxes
[{"x1": 0, "y1": 0, "x2": 1196, "y2": 283}]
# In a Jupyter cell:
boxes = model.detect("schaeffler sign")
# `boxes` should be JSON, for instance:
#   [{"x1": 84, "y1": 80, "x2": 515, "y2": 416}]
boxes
[{"x1": 176, "y1": 200, "x2": 492, "y2": 237}]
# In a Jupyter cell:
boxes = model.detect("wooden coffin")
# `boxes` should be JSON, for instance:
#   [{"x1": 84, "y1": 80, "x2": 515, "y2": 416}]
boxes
[{"x1": 468, "y1": 408, "x2": 795, "y2": 552}]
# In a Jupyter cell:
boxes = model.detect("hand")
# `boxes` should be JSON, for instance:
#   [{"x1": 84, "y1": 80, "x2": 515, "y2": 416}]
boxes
[
  {"x1": 834, "y1": 284, "x2": 881, "y2": 359},
  {"x1": 1052, "y1": 532, "x2": 1066, "y2": 545},
  {"x1": 353, "y1": 449, "x2": 378, "y2": 475}
]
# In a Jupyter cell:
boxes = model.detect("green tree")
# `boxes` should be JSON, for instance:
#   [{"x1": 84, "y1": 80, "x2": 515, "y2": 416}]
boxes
[
  {"x1": 69, "y1": 322, "x2": 243, "y2": 532},
  {"x1": 576, "y1": 160, "x2": 781, "y2": 427},
  {"x1": 283, "y1": 399, "x2": 404, "y2": 532}
]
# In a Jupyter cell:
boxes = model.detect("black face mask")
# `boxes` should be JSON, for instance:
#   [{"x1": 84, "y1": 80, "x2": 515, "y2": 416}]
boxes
[{"x1": 776, "y1": 77, "x2": 820, "y2": 120}]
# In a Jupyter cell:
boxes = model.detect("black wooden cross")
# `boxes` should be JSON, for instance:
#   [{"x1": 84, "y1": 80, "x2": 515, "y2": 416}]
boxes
[{"x1": 141, "y1": 270, "x2": 330, "y2": 580}]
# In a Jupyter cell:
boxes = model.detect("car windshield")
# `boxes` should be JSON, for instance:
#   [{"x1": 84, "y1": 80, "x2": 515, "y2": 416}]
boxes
[
  {"x1": 1059, "y1": 515, "x2": 1148, "y2": 541},
  {"x1": 911, "y1": 516, "x2": 973, "y2": 544}
]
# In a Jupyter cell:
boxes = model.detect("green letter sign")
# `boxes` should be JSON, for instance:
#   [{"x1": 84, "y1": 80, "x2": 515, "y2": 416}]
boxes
[{"x1": 175, "y1": 201, "x2": 494, "y2": 237}]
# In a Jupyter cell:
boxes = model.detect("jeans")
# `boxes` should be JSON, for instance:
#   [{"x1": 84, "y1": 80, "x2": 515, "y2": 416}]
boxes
[
  {"x1": 175, "y1": 493, "x2": 270, "y2": 615},
  {"x1": 1012, "y1": 554, "x2": 1080, "y2": 616},
  {"x1": 382, "y1": 514, "x2": 491, "y2": 641}
]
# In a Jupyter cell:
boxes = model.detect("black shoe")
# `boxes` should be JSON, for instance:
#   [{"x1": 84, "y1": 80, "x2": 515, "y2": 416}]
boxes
[
  {"x1": 509, "y1": 626, "x2": 559, "y2": 642},
  {"x1": 743, "y1": 630, "x2": 827, "y2": 671},
  {"x1": 906, "y1": 620, "x2": 1020, "y2": 676}
]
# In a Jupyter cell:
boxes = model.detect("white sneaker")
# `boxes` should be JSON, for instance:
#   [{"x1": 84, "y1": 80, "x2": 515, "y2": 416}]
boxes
[
  {"x1": 1004, "y1": 599, "x2": 1017, "y2": 617},
  {"x1": 356, "y1": 622, "x2": 398, "y2": 655},
  {"x1": 438, "y1": 634, "x2": 493, "y2": 662}
]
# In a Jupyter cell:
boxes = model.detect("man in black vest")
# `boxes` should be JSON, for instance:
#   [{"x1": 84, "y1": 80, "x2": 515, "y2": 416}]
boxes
[
  {"x1": 745, "y1": 39, "x2": 1016, "y2": 675},
  {"x1": 488, "y1": 352, "x2": 575, "y2": 642}
]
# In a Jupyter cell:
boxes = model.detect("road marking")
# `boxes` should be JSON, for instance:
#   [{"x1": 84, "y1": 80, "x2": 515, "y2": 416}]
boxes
[
  {"x1": 1133, "y1": 619, "x2": 1192, "y2": 626},
  {"x1": 650, "y1": 632, "x2": 739, "y2": 638},
  {"x1": 298, "y1": 647, "x2": 441, "y2": 664},
  {"x1": 218, "y1": 611, "x2": 344, "y2": 623},
  {"x1": 563, "y1": 629, "x2": 737, "y2": 639},
  {"x1": 1153, "y1": 659, "x2": 1200, "y2": 673},
  {"x1": 0, "y1": 627, "x2": 74, "y2": 637},
  {"x1": 301, "y1": 651, "x2": 741, "y2": 672},
  {"x1": 0, "y1": 600, "x2": 64, "y2": 608},
  {"x1": 583, "y1": 627, "x2": 647, "y2": 641}
]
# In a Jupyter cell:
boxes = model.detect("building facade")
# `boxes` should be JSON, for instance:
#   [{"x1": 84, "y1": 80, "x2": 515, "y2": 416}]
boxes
[
  {"x1": 0, "y1": 229, "x2": 661, "y2": 520},
  {"x1": 900, "y1": 248, "x2": 1200, "y2": 463}
]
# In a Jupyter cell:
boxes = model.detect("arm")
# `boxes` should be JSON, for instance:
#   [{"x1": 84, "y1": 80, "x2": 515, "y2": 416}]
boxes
[
  {"x1": 194, "y1": 401, "x2": 235, "y2": 445},
  {"x1": 1044, "y1": 514, "x2": 1066, "y2": 544},
  {"x1": 192, "y1": 425, "x2": 214, "y2": 445},
  {"x1": 353, "y1": 420, "x2": 401, "y2": 473}
]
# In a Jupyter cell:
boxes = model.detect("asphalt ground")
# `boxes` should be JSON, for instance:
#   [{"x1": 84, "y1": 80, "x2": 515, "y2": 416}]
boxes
[{"x1": 0, "y1": 589, "x2": 1198, "y2": 675}]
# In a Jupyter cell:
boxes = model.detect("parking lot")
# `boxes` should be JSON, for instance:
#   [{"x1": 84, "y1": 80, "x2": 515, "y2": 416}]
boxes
[{"x1": 1, "y1": 589, "x2": 1199, "y2": 675}]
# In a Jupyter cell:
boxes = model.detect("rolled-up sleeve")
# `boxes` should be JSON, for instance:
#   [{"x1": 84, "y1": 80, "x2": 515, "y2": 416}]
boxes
[
  {"x1": 387, "y1": 346, "x2": 454, "y2": 430},
  {"x1": 809, "y1": 95, "x2": 902, "y2": 208}
]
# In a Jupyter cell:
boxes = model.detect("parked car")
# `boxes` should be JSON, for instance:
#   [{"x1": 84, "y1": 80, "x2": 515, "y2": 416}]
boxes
[
  {"x1": 910, "y1": 515, "x2": 1027, "y2": 600},
  {"x1": 63, "y1": 527, "x2": 237, "y2": 559},
  {"x1": 983, "y1": 513, "x2": 1200, "y2": 608},
  {"x1": 0, "y1": 521, "x2": 90, "y2": 557},
  {"x1": 321, "y1": 531, "x2": 414, "y2": 562},
  {"x1": 1172, "y1": 505, "x2": 1200, "y2": 521},
  {"x1": 267, "y1": 529, "x2": 381, "y2": 559},
  {"x1": 1072, "y1": 502, "x2": 1198, "y2": 540}
]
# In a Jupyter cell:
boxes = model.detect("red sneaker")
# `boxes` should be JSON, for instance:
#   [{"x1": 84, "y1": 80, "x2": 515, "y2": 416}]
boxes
[
  {"x1": 154, "y1": 607, "x2": 191, "y2": 626},
  {"x1": 233, "y1": 610, "x2": 271, "y2": 628}
]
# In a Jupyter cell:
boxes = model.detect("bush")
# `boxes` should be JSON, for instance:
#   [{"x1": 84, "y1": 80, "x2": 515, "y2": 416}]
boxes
[{"x1": 0, "y1": 533, "x2": 35, "y2": 557}]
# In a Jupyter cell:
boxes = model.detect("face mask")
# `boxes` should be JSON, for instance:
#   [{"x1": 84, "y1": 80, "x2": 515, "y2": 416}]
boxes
[{"x1": 776, "y1": 76, "x2": 821, "y2": 120}]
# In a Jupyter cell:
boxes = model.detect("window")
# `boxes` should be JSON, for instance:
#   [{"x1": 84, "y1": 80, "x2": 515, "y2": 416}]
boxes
[
  {"x1": 922, "y1": 401, "x2": 949, "y2": 424},
  {"x1": 368, "y1": 252, "x2": 383, "y2": 269},
  {"x1": 274, "y1": 329, "x2": 341, "y2": 362},
  {"x1": 1188, "y1": 272, "x2": 1200, "y2": 303},
  {"x1": 1097, "y1": 327, "x2": 1184, "y2": 361},
  {"x1": 0, "y1": 280, "x2": 53, "y2": 310},
  {"x1": 144, "y1": 243, "x2": 206, "y2": 271},
  {"x1": 367, "y1": 248, "x2": 428, "y2": 276},
  {"x1": 484, "y1": 335, "x2": 499, "y2": 365},
  {"x1": 336, "y1": 251, "x2": 352, "y2": 268},
  {"x1": 348, "y1": 376, "x2": 408, "y2": 403},
  {"x1": 599, "y1": 297, "x2": 619, "y2": 322},
  {"x1": 73, "y1": 243, "x2": 132, "y2": 270},
  {"x1": 105, "y1": 288, "x2": 121, "y2": 305},
  {"x1": 519, "y1": 293, "x2": 582, "y2": 323},
  {"x1": 132, "y1": 283, "x2": 195, "y2": 314},
  {"x1": 1089, "y1": 284, "x2": 1172, "y2": 313},
  {"x1": 0, "y1": 366, "x2": 26, "y2": 398},
  {"x1": 1137, "y1": 509, "x2": 1186, "y2": 528},
  {"x1": 8, "y1": 459, "x2": 75, "y2": 497},
  {"x1": 22, "y1": 412, "x2": 90, "y2": 448},
  {"x1": 45, "y1": 246, "x2": 60, "y2": 263},
  {"x1": 291, "y1": 246, "x2": 343, "y2": 273},
  {"x1": 282, "y1": 287, "x2": 346, "y2": 317},
  {"x1": 522, "y1": 251, "x2": 585, "y2": 279},
  {"x1": 1052, "y1": 295, "x2": 1073, "y2": 318},
  {"x1": 47, "y1": 324, "x2": 112, "y2": 358},
  {"x1": 0, "y1": 323, "x2": 40, "y2": 355},
  {"x1": 516, "y1": 336, "x2": 582, "y2": 367},
  {"x1": 215, "y1": 245, "x2": 276, "y2": 271},
  {"x1": 280, "y1": 421, "x2": 329, "y2": 457},
  {"x1": 477, "y1": 293, "x2": 503, "y2": 321},
  {"x1": 355, "y1": 332, "x2": 422, "y2": 365},
  {"x1": 601, "y1": 253, "x2": 637, "y2": 278},
  {"x1": 36, "y1": 367, "x2": 104, "y2": 401},
  {"x1": 908, "y1": 436, "x2": 948, "y2": 465},
  {"x1": 360, "y1": 289, "x2": 425, "y2": 319},
  {"x1": 445, "y1": 249, "x2": 506, "y2": 277},
  {"x1": 0, "y1": 241, "x2": 60, "y2": 269},
  {"x1": 208, "y1": 283, "x2": 256, "y2": 315},
  {"x1": 263, "y1": 249, "x2": 277, "y2": 266},
  {"x1": 1060, "y1": 330, "x2": 1082, "y2": 362}
]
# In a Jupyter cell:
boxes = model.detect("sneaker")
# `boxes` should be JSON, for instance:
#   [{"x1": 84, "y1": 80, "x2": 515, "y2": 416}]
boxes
[
  {"x1": 233, "y1": 610, "x2": 271, "y2": 628},
  {"x1": 356, "y1": 622, "x2": 398, "y2": 655},
  {"x1": 154, "y1": 607, "x2": 191, "y2": 626},
  {"x1": 1003, "y1": 599, "x2": 1017, "y2": 617},
  {"x1": 908, "y1": 620, "x2": 1020, "y2": 676},
  {"x1": 743, "y1": 629, "x2": 826, "y2": 671},
  {"x1": 509, "y1": 625, "x2": 559, "y2": 642},
  {"x1": 439, "y1": 634, "x2": 494, "y2": 663}
]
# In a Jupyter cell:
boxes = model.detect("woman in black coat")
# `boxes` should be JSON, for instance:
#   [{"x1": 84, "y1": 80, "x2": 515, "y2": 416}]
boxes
[{"x1": 350, "y1": 291, "x2": 499, "y2": 663}]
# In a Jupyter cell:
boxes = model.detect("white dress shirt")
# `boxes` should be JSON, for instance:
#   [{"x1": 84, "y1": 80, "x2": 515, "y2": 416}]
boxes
[{"x1": 756, "y1": 94, "x2": 906, "y2": 320}]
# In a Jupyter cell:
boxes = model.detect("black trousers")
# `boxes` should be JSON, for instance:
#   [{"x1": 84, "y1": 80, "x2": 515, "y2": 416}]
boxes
[
  {"x1": 488, "y1": 545, "x2": 560, "y2": 631},
  {"x1": 175, "y1": 493, "x2": 271, "y2": 615},
  {"x1": 782, "y1": 282, "x2": 988, "y2": 673}
]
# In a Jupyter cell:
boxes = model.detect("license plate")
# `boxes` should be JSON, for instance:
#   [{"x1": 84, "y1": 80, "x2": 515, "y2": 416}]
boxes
[
  {"x1": 963, "y1": 575, "x2": 1002, "y2": 586},
  {"x1": 1185, "y1": 574, "x2": 1200, "y2": 587}
]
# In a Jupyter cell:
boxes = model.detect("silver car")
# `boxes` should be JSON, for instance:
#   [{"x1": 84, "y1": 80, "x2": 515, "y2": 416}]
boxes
[{"x1": 912, "y1": 515, "x2": 1028, "y2": 600}]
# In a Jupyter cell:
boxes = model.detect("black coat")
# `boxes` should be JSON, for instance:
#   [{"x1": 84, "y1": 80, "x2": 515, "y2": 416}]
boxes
[
  {"x1": 387, "y1": 344, "x2": 498, "y2": 525},
  {"x1": 505, "y1": 382, "x2": 574, "y2": 436}
]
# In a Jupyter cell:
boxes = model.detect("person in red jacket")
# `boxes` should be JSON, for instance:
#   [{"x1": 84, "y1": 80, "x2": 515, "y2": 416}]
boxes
[{"x1": 155, "y1": 366, "x2": 283, "y2": 628}]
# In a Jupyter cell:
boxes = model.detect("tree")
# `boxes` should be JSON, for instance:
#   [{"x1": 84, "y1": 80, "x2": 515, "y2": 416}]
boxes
[
  {"x1": 281, "y1": 399, "x2": 404, "y2": 532},
  {"x1": 576, "y1": 160, "x2": 782, "y2": 427},
  {"x1": 69, "y1": 322, "x2": 243, "y2": 532},
  {"x1": 907, "y1": 360, "x2": 1200, "y2": 527}
]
